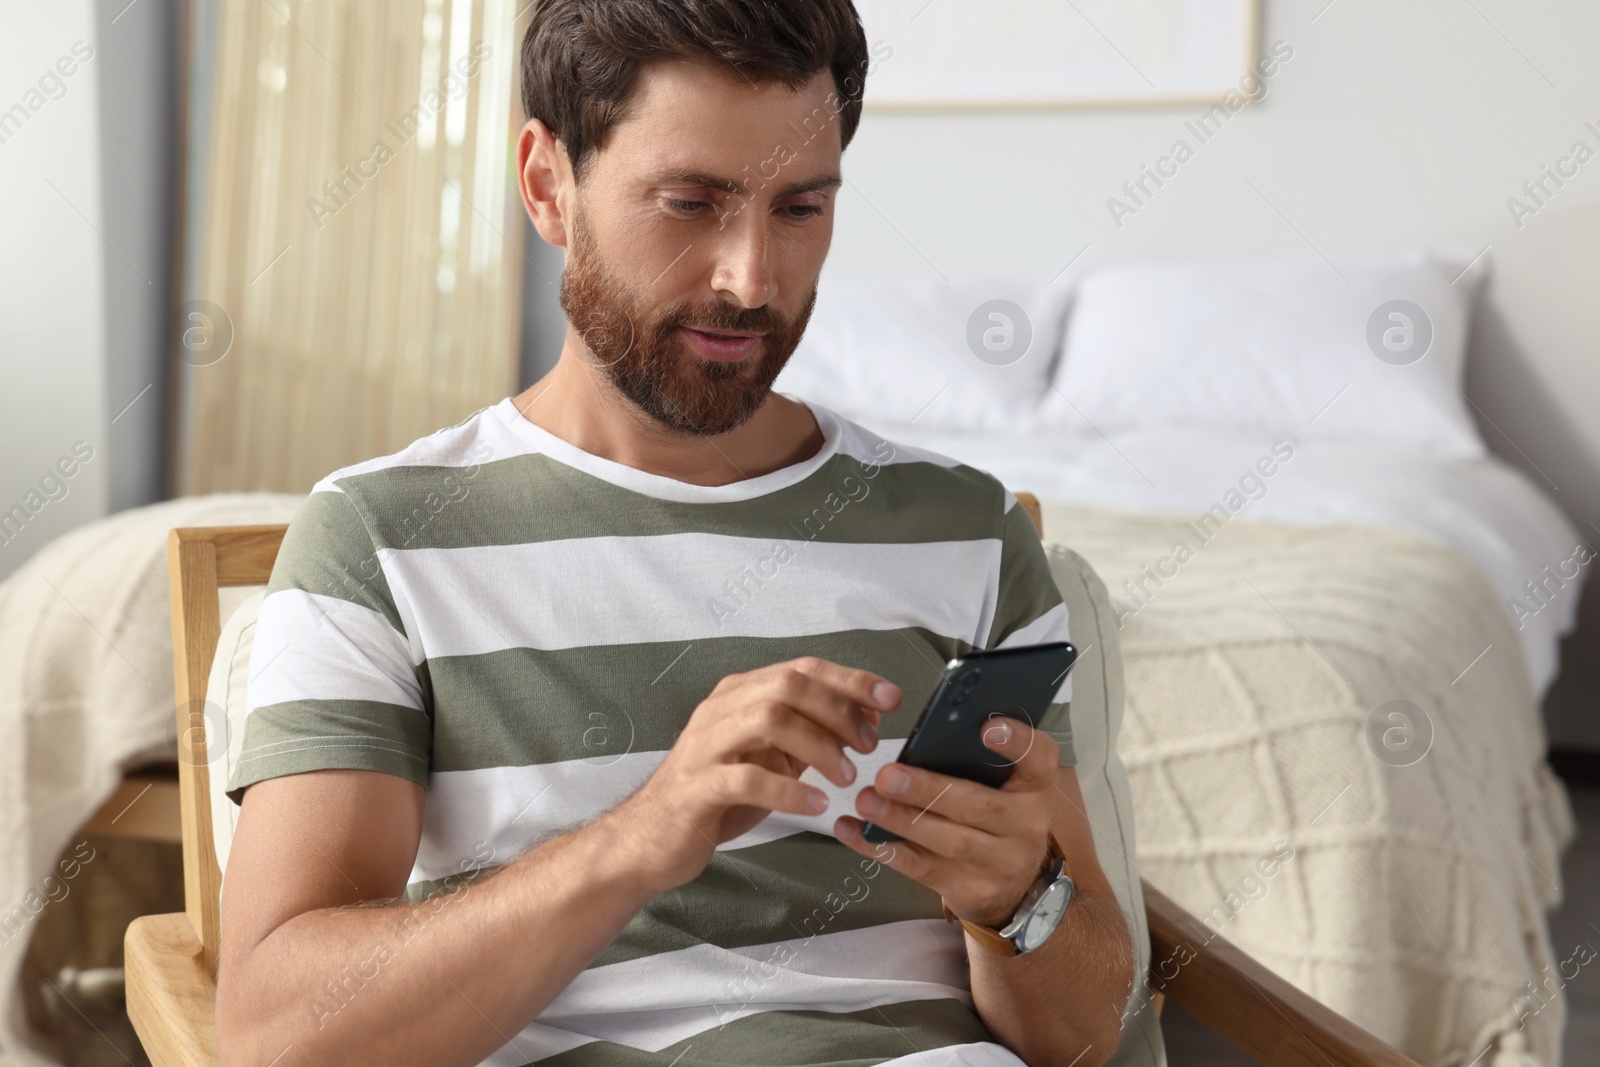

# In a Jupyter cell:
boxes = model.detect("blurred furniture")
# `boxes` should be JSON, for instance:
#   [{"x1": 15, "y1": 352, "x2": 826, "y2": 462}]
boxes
[
  {"x1": 125, "y1": 512, "x2": 1420, "y2": 1066},
  {"x1": 0, "y1": 492, "x2": 306, "y2": 1065},
  {"x1": 171, "y1": 0, "x2": 527, "y2": 495}
]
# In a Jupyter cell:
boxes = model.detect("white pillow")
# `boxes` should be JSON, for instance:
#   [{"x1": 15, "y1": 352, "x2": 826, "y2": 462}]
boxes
[
  {"x1": 1039, "y1": 253, "x2": 1488, "y2": 456},
  {"x1": 775, "y1": 275, "x2": 1072, "y2": 431}
]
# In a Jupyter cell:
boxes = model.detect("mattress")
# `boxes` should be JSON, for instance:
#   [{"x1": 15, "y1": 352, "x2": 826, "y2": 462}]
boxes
[{"x1": 837, "y1": 414, "x2": 1584, "y2": 699}]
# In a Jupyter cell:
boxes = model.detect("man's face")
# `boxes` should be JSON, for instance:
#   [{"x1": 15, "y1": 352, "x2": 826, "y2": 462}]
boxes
[{"x1": 556, "y1": 59, "x2": 843, "y2": 436}]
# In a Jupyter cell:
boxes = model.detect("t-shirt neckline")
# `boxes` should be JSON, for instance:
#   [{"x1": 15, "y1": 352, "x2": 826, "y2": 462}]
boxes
[{"x1": 490, "y1": 393, "x2": 843, "y2": 504}]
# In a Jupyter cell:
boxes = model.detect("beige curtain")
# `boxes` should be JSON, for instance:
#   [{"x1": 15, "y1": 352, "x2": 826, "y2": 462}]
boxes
[{"x1": 176, "y1": 0, "x2": 525, "y2": 494}]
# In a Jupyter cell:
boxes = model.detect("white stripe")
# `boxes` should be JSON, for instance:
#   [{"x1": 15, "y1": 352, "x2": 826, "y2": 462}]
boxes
[
  {"x1": 247, "y1": 590, "x2": 425, "y2": 712},
  {"x1": 485, "y1": 919, "x2": 972, "y2": 1060},
  {"x1": 879, "y1": 1043, "x2": 1027, "y2": 1066},
  {"x1": 310, "y1": 410, "x2": 529, "y2": 494},
  {"x1": 832, "y1": 414, "x2": 965, "y2": 472},
  {"x1": 381, "y1": 535, "x2": 1000, "y2": 657},
  {"x1": 994, "y1": 602, "x2": 1074, "y2": 703},
  {"x1": 412, "y1": 740, "x2": 911, "y2": 882}
]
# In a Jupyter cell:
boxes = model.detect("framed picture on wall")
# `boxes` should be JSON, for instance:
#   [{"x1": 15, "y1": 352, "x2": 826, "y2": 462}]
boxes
[{"x1": 857, "y1": 0, "x2": 1262, "y2": 108}]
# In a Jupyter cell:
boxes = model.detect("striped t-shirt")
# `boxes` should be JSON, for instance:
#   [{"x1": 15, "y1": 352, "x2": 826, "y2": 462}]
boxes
[{"x1": 227, "y1": 395, "x2": 1074, "y2": 1067}]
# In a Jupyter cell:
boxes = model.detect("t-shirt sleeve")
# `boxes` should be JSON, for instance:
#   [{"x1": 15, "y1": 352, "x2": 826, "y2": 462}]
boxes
[
  {"x1": 984, "y1": 495, "x2": 1076, "y2": 768},
  {"x1": 225, "y1": 488, "x2": 431, "y2": 806}
]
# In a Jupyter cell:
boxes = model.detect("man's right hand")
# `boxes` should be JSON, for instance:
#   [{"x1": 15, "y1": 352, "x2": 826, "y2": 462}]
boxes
[{"x1": 611, "y1": 656, "x2": 902, "y2": 893}]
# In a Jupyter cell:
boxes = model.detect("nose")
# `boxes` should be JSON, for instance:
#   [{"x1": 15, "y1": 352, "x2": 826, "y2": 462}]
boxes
[{"x1": 711, "y1": 211, "x2": 779, "y2": 309}]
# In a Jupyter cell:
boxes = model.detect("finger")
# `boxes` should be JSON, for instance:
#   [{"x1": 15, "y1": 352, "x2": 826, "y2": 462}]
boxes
[
  {"x1": 728, "y1": 701, "x2": 860, "y2": 787},
  {"x1": 787, "y1": 656, "x2": 902, "y2": 714},
  {"x1": 850, "y1": 783, "x2": 1002, "y2": 865},
  {"x1": 835, "y1": 814, "x2": 1039, "y2": 928},
  {"x1": 868, "y1": 762, "x2": 1016, "y2": 836},
  {"x1": 832, "y1": 815, "x2": 948, "y2": 890},
  {"x1": 978, "y1": 716, "x2": 1060, "y2": 792},
  {"x1": 705, "y1": 763, "x2": 831, "y2": 818},
  {"x1": 756, "y1": 663, "x2": 886, "y2": 753}
]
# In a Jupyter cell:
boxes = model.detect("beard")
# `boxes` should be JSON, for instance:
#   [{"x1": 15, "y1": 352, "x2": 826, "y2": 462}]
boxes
[{"x1": 559, "y1": 213, "x2": 817, "y2": 437}]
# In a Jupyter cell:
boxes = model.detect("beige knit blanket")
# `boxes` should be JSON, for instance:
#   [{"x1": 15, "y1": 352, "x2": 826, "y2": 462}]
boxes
[
  {"x1": 0, "y1": 494, "x2": 304, "y2": 1067},
  {"x1": 1042, "y1": 501, "x2": 1576, "y2": 1067}
]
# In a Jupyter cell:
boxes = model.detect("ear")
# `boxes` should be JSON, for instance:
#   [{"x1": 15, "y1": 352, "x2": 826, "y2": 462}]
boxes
[{"x1": 518, "y1": 118, "x2": 574, "y2": 249}]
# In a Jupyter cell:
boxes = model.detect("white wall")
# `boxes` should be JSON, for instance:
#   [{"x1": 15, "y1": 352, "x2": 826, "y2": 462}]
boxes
[
  {"x1": 0, "y1": 0, "x2": 111, "y2": 576},
  {"x1": 812, "y1": 0, "x2": 1600, "y2": 748}
]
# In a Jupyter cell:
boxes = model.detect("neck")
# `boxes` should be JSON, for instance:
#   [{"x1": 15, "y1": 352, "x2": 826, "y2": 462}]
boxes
[{"x1": 510, "y1": 326, "x2": 824, "y2": 487}]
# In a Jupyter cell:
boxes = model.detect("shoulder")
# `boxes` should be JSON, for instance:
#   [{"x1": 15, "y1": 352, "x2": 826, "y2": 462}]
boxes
[
  {"x1": 817, "y1": 403, "x2": 1022, "y2": 524},
  {"x1": 311, "y1": 402, "x2": 526, "y2": 497},
  {"x1": 299, "y1": 401, "x2": 549, "y2": 547}
]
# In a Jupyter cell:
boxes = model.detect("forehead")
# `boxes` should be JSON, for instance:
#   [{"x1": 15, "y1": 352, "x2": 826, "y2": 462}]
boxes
[{"x1": 597, "y1": 57, "x2": 843, "y2": 182}]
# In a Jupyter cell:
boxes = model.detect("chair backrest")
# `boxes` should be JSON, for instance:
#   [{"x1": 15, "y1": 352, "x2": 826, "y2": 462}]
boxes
[{"x1": 167, "y1": 525, "x2": 289, "y2": 978}]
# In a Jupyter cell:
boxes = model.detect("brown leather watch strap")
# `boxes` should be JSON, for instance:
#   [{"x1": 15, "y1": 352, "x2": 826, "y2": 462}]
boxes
[{"x1": 942, "y1": 831, "x2": 1070, "y2": 958}]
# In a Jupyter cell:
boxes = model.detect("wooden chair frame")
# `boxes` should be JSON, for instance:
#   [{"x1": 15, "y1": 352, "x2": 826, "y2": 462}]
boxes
[{"x1": 124, "y1": 506, "x2": 1421, "y2": 1066}]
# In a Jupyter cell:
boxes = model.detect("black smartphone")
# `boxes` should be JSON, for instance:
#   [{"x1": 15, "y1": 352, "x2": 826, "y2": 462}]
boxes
[{"x1": 861, "y1": 641, "x2": 1077, "y2": 844}]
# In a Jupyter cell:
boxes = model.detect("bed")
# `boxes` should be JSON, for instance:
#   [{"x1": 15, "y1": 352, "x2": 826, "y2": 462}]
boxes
[{"x1": 772, "y1": 251, "x2": 1584, "y2": 1066}]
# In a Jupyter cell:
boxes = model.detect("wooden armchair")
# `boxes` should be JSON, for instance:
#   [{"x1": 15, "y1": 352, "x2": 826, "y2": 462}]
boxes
[{"x1": 124, "y1": 505, "x2": 1422, "y2": 1066}]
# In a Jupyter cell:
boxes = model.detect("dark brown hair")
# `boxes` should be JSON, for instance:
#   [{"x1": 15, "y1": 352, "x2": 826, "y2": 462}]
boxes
[{"x1": 521, "y1": 0, "x2": 871, "y2": 181}]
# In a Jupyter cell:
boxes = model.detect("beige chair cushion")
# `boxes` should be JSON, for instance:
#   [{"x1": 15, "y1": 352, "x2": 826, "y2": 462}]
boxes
[
  {"x1": 205, "y1": 551, "x2": 1163, "y2": 1065},
  {"x1": 206, "y1": 588, "x2": 265, "y2": 883},
  {"x1": 1043, "y1": 544, "x2": 1164, "y2": 1067}
]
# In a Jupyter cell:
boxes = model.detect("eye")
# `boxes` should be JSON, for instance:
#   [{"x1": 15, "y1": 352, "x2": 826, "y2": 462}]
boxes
[
  {"x1": 782, "y1": 203, "x2": 825, "y2": 221},
  {"x1": 663, "y1": 197, "x2": 713, "y2": 217}
]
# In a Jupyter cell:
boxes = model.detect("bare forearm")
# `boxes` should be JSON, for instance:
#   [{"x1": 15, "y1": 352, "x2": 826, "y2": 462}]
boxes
[
  {"x1": 970, "y1": 885, "x2": 1134, "y2": 1067},
  {"x1": 217, "y1": 816, "x2": 652, "y2": 1067}
]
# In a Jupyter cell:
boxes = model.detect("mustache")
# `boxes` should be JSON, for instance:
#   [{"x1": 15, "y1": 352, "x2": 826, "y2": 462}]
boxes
[{"x1": 656, "y1": 301, "x2": 786, "y2": 337}]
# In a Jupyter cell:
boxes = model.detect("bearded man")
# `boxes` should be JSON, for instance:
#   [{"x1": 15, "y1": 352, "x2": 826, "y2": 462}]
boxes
[{"x1": 215, "y1": 3, "x2": 1133, "y2": 1066}]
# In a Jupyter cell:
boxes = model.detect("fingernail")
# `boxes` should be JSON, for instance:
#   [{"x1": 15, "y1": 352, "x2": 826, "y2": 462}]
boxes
[
  {"x1": 838, "y1": 756, "x2": 856, "y2": 784},
  {"x1": 880, "y1": 766, "x2": 911, "y2": 796},
  {"x1": 986, "y1": 721, "x2": 1013, "y2": 746},
  {"x1": 872, "y1": 681, "x2": 900, "y2": 708},
  {"x1": 859, "y1": 790, "x2": 887, "y2": 817},
  {"x1": 860, "y1": 721, "x2": 878, "y2": 750},
  {"x1": 807, "y1": 790, "x2": 829, "y2": 814}
]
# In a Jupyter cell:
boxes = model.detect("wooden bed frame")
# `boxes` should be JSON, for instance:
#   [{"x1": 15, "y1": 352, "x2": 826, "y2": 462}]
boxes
[{"x1": 108, "y1": 508, "x2": 1421, "y2": 1066}]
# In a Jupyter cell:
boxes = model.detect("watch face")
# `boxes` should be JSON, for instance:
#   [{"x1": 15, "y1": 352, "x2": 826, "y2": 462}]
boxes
[{"x1": 1017, "y1": 878, "x2": 1073, "y2": 953}]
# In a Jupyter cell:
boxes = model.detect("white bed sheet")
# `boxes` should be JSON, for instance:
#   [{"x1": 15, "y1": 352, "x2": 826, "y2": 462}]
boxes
[{"x1": 845, "y1": 412, "x2": 1584, "y2": 699}]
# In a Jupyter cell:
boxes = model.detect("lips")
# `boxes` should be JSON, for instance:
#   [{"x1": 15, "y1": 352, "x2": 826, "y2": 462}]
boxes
[{"x1": 678, "y1": 326, "x2": 766, "y2": 363}]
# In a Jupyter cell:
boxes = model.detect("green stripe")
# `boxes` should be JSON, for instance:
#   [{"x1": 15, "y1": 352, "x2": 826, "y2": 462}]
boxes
[
  {"x1": 985, "y1": 504, "x2": 1065, "y2": 649},
  {"x1": 225, "y1": 698, "x2": 430, "y2": 804},
  {"x1": 265, "y1": 490, "x2": 405, "y2": 632},
  {"x1": 427, "y1": 630, "x2": 967, "y2": 773},
  {"x1": 401, "y1": 831, "x2": 942, "y2": 961},
  {"x1": 591, "y1": 831, "x2": 943, "y2": 967},
  {"x1": 334, "y1": 452, "x2": 1006, "y2": 551},
  {"x1": 526, "y1": 997, "x2": 993, "y2": 1067}
]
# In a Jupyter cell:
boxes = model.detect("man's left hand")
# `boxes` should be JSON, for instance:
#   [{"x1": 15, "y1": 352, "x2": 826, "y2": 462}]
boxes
[{"x1": 833, "y1": 716, "x2": 1057, "y2": 929}]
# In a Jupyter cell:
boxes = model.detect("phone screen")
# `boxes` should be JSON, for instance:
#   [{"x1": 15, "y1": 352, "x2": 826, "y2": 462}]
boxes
[{"x1": 861, "y1": 641, "x2": 1075, "y2": 844}]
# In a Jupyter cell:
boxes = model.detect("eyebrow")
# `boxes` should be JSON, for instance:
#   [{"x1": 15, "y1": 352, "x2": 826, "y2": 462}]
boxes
[{"x1": 653, "y1": 170, "x2": 843, "y2": 199}]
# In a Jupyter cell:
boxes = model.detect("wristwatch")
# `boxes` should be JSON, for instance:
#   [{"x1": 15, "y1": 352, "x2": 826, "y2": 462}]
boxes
[{"x1": 942, "y1": 832, "x2": 1074, "y2": 957}]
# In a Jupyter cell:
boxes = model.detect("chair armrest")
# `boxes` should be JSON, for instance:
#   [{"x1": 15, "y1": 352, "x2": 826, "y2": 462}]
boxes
[
  {"x1": 1142, "y1": 879, "x2": 1422, "y2": 1067},
  {"x1": 125, "y1": 913, "x2": 219, "y2": 1067}
]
